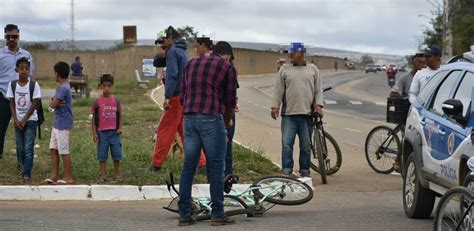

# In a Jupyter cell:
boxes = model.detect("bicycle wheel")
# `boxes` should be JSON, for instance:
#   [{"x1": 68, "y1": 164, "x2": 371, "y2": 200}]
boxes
[
  {"x1": 433, "y1": 186, "x2": 474, "y2": 231},
  {"x1": 252, "y1": 175, "x2": 313, "y2": 205},
  {"x1": 313, "y1": 128, "x2": 327, "y2": 184},
  {"x1": 310, "y1": 131, "x2": 342, "y2": 175},
  {"x1": 364, "y1": 126, "x2": 400, "y2": 174}
]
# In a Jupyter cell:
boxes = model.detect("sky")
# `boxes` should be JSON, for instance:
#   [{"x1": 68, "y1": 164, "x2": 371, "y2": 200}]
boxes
[{"x1": 0, "y1": 0, "x2": 438, "y2": 56}]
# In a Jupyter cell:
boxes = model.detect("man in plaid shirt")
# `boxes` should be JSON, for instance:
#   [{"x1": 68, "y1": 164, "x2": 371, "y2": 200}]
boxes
[{"x1": 177, "y1": 42, "x2": 238, "y2": 226}]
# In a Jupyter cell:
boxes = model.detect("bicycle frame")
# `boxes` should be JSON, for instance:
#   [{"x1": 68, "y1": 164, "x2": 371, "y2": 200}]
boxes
[
  {"x1": 309, "y1": 113, "x2": 329, "y2": 164},
  {"x1": 375, "y1": 123, "x2": 402, "y2": 158}
]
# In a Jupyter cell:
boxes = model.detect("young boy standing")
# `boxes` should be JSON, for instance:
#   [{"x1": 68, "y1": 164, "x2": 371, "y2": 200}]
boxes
[
  {"x1": 91, "y1": 74, "x2": 122, "y2": 184},
  {"x1": 6, "y1": 57, "x2": 41, "y2": 184},
  {"x1": 44, "y1": 61, "x2": 74, "y2": 185}
]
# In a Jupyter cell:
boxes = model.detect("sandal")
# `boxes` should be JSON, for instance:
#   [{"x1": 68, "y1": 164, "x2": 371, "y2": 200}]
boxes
[
  {"x1": 41, "y1": 178, "x2": 57, "y2": 185},
  {"x1": 55, "y1": 179, "x2": 74, "y2": 185},
  {"x1": 96, "y1": 177, "x2": 108, "y2": 184}
]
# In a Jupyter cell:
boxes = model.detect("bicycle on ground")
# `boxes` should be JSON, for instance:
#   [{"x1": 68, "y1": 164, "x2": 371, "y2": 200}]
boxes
[
  {"x1": 433, "y1": 157, "x2": 474, "y2": 231},
  {"x1": 365, "y1": 97, "x2": 409, "y2": 174},
  {"x1": 309, "y1": 87, "x2": 342, "y2": 184},
  {"x1": 163, "y1": 173, "x2": 313, "y2": 220}
]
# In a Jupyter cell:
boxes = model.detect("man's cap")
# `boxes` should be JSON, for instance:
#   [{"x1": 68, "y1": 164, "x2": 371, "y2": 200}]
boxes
[
  {"x1": 424, "y1": 45, "x2": 442, "y2": 57},
  {"x1": 288, "y1": 42, "x2": 306, "y2": 53},
  {"x1": 155, "y1": 31, "x2": 166, "y2": 45}
]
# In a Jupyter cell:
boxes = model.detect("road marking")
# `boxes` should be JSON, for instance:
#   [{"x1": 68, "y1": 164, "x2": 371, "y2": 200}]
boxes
[
  {"x1": 344, "y1": 128, "x2": 362, "y2": 133},
  {"x1": 324, "y1": 100, "x2": 337, "y2": 105},
  {"x1": 349, "y1": 101, "x2": 363, "y2": 105},
  {"x1": 375, "y1": 102, "x2": 386, "y2": 106}
]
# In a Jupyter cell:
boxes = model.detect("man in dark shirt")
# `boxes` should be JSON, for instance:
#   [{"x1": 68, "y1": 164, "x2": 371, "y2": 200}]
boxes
[
  {"x1": 177, "y1": 42, "x2": 238, "y2": 227},
  {"x1": 70, "y1": 56, "x2": 83, "y2": 76}
]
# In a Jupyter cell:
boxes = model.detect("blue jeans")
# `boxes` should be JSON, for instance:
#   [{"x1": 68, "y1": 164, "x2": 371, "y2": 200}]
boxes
[
  {"x1": 97, "y1": 130, "x2": 122, "y2": 161},
  {"x1": 281, "y1": 115, "x2": 312, "y2": 175},
  {"x1": 0, "y1": 96, "x2": 11, "y2": 157},
  {"x1": 179, "y1": 114, "x2": 227, "y2": 219},
  {"x1": 15, "y1": 120, "x2": 37, "y2": 178},
  {"x1": 225, "y1": 113, "x2": 235, "y2": 176}
]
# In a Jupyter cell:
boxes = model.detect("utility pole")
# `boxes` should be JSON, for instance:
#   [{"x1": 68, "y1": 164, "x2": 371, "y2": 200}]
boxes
[
  {"x1": 70, "y1": 0, "x2": 75, "y2": 50},
  {"x1": 443, "y1": 0, "x2": 453, "y2": 59}
]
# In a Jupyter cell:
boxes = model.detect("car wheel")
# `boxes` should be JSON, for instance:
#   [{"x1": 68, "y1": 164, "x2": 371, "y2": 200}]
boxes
[{"x1": 402, "y1": 153, "x2": 436, "y2": 218}]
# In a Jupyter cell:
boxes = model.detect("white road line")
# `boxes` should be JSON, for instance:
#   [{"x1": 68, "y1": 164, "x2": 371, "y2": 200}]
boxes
[
  {"x1": 349, "y1": 101, "x2": 363, "y2": 105},
  {"x1": 324, "y1": 100, "x2": 337, "y2": 105},
  {"x1": 375, "y1": 102, "x2": 387, "y2": 106},
  {"x1": 344, "y1": 128, "x2": 363, "y2": 133}
]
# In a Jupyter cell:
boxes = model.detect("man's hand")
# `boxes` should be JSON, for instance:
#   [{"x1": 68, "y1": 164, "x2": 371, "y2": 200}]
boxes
[
  {"x1": 116, "y1": 128, "x2": 122, "y2": 135},
  {"x1": 314, "y1": 105, "x2": 323, "y2": 118},
  {"x1": 163, "y1": 99, "x2": 171, "y2": 111},
  {"x1": 271, "y1": 107, "x2": 279, "y2": 120},
  {"x1": 225, "y1": 119, "x2": 233, "y2": 128},
  {"x1": 14, "y1": 119, "x2": 23, "y2": 130}
]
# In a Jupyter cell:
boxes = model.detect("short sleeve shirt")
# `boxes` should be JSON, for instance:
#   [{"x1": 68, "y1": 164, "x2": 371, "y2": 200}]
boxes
[
  {"x1": 6, "y1": 80, "x2": 41, "y2": 121},
  {"x1": 92, "y1": 96, "x2": 118, "y2": 131},
  {"x1": 53, "y1": 83, "x2": 73, "y2": 130}
]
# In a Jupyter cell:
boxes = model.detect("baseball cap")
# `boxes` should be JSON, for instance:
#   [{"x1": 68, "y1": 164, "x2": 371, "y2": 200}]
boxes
[
  {"x1": 288, "y1": 42, "x2": 306, "y2": 53},
  {"x1": 154, "y1": 31, "x2": 166, "y2": 45},
  {"x1": 424, "y1": 45, "x2": 442, "y2": 57}
]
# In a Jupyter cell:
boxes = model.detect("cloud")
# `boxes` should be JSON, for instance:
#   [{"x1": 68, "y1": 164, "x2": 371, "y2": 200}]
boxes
[{"x1": 0, "y1": 0, "x2": 435, "y2": 55}]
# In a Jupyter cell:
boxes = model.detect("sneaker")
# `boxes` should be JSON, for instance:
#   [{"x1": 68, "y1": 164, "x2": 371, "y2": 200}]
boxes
[
  {"x1": 211, "y1": 216, "x2": 236, "y2": 226},
  {"x1": 178, "y1": 217, "x2": 196, "y2": 227},
  {"x1": 22, "y1": 176, "x2": 32, "y2": 184},
  {"x1": 300, "y1": 172, "x2": 311, "y2": 178},
  {"x1": 280, "y1": 172, "x2": 298, "y2": 179},
  {"x1": 149, "y1": 166, "x2": 161, "y2": 172}
]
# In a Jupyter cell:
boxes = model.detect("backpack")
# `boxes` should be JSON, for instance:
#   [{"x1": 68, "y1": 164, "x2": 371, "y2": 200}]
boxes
[
  {"x1": 10, "y1": 80, "x2": 45, "y2": 139},
  {"x1": 92, "y1": 96, "x2": 121, "y2": 130}
]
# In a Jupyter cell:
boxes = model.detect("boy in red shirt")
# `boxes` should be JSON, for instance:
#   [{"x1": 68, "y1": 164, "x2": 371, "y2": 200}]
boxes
[{"x1": 91, "y1": 74, "x2": 123, "y2": 183}]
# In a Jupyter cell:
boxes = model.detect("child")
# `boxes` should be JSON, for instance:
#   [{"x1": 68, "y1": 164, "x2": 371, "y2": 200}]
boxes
[
  {"x1": 91, "y1": 74, "x2": 123, "y2": 184},
  {"x1": 43, "y1": 61, "x2": 74, "y2": 185},
  {"x1": 6, "y1": 57, "x2": 41, "y2": 184}
]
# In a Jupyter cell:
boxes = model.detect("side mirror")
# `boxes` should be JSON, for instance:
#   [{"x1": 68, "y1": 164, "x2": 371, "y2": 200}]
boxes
[{"x1": 442, "y1": 99, "x2": 463, "y2": 117}]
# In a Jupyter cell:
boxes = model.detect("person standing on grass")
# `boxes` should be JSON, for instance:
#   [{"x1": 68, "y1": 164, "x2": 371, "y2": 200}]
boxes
[
  {"x1": 92, "y1": 74, "x2": 123, "y2": 184},
  {"x1": 43, "y1": 61, "x2": 74, "y2": 185},
  {"x1": 271, "y1": 42, "x2": 324, "y2": 178},
  {"x1": 150, "y1": 26, "x2": 206, "y2": 172},
  {"x1": 6, "y1": 57, "x2": 41, "y2": 184},
  {"x1": 0, "y1": 24, "x2": 35, "y2": 160},
  {"x1": 178, "y1": 41, "x2": 238, "y2": 226},
  {"x1": 213, "y1": 41, "x2": 239, "y2": 177}
]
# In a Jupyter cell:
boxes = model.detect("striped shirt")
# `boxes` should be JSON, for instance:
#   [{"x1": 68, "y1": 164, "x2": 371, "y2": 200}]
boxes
[{"x1": 180, "y1": 54, "x2": 238, "y2": 115}]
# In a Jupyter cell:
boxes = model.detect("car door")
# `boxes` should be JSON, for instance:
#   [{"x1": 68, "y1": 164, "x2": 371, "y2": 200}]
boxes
[{"x1": 423, "y1": 70, "x2": 461, "y2": 160}]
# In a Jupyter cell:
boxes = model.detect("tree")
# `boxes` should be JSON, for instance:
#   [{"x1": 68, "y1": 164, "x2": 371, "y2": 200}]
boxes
[
  {"x1": 176, "y1": 26, "x2": 198, "y2": 43},
  {"x1": 360, "y1": 54, "x2": 374, "y2": 65},
  {"x1": 22, "y1": 42, "x2": 50, "y2": 50},
  {"x1": 422, "y1": 15, "x2": 443, "y2": 48},
  {"x1": 450, "y1": 0, "x2": 474, "y2": 54}
]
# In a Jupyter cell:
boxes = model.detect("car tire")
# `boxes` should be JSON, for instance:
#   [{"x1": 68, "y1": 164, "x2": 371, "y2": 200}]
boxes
[{"x1": 402, "y1": 153, "x2": 436, "y2": 219}]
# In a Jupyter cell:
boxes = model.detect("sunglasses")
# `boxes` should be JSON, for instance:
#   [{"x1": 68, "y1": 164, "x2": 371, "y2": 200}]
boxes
[{"x1": 5, "y1": 35, "x2": 19, "y2": 40}]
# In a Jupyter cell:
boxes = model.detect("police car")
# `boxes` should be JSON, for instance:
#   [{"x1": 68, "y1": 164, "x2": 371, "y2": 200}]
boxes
[{"x1": 401, "y1": 46, "x2": 474, "y2": 218}]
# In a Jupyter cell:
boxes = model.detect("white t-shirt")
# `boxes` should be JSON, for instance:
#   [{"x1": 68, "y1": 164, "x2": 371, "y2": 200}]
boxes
[
  {"x1": 408, "y1": 67, "x2": 438, "y2": 104},
  {"x1": 6, "y1": 80, "x2": 41, "y2": 121}
]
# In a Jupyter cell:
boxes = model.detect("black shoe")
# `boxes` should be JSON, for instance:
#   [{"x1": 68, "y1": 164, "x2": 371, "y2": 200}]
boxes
[
  {"x1": 178, "y1": 217, "x2": 196, "y2": 227},
  {"x1": 149, "y1": 166, "x2": 161, "y2": 172},
  {"x1": 211, "y1": 216, "x2": 236, "y2": 226}
]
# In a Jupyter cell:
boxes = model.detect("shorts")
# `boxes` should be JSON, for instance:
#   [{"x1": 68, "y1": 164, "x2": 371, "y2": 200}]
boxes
[
  {"x1": 97, "y1": 130, "x2": 122, "y2": 161},
  {"x1": 49, "y1": 128, "x2": 71, "y2": 155}
]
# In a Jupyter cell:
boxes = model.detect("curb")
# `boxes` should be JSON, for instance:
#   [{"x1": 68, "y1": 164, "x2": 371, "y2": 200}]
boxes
[{"x1": 0, "y1": 177, "x2": 313, "y2": 201}]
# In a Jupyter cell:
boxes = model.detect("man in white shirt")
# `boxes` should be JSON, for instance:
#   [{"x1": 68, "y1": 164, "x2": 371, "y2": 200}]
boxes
[{"x1": 408, "y1": 45, "x2": 442, "y2": 104}]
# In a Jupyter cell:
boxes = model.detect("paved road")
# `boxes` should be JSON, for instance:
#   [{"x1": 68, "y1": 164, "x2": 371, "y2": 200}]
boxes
[{"x1": 0, "y1": 70, "x2": 434, "y2": 230}]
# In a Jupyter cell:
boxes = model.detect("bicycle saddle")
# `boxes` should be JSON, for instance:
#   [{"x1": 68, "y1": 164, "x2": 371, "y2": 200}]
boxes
[{"x1": 224, "y1": 174, "x2": 239, "y2": 193}]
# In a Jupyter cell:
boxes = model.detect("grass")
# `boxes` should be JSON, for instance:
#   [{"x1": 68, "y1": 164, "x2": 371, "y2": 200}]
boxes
[{"x1": 0, "y1": 78, "x2": 279, "y2": 185}]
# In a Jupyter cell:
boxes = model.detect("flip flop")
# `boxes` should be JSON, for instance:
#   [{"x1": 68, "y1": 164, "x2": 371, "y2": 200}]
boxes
[
  {"x1": 55, "y1": 179, "x2": 74, "y2": 185},
  {"x1": 97, "y1": 177, "x2": 108, "y2": 184},
  {"x1": 41, "y1": 178, "x2": 56, "y2": 185}
]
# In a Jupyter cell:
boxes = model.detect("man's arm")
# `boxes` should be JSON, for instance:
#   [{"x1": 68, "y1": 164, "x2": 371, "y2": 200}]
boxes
[
  {"x1": 180, "y1": 65, "x2": 188, "y2": 106},
  {"x1": 271, "y1": 68, "x2": 285, "y2": 120},
  {"x1": 164, "y1": 49, "x2": 179, "y2": 100},
  {"x1": 224, "y1": 66, "x2": 238, "y2": 127},
  {"x1": 408, "y1": 74, "x2": 420, "y2": 104},
  {"x1": 313, "y1": 66, "x2": 324, "y2": 116}
]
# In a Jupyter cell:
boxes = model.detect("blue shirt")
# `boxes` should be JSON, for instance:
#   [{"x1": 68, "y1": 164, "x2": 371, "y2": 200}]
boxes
[
  {"x1": 164, "y1": 39, "x2": 188, "y2": 99},
  {"x1": 71, "y1": 61, "x2": 83, "y2": 76},
  {"x1": 0, "y1": 47, "x2": 34, "y2": 98},
  {"x1": 53, "y1": 83, "x2": 74, "y2": 130}
]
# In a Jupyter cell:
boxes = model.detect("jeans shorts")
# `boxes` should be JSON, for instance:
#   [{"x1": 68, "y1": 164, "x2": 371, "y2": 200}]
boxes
[{"x1": 97, "y1": 130, "x2": 122, "y2": 161}]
